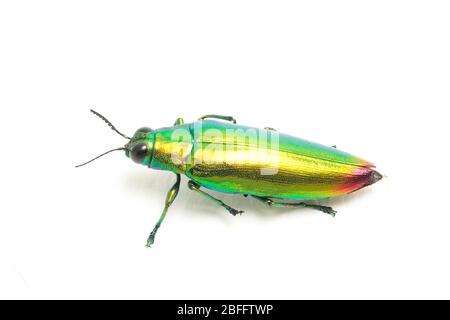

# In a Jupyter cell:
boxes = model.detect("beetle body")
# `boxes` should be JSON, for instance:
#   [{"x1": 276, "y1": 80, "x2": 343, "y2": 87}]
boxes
[{"x1": 132, "y1": 120, "x2": 381, "y2": 200}]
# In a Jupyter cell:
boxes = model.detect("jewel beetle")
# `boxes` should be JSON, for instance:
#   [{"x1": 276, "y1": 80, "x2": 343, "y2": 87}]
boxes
[{"x1": 76, "y1": 110, "x2": 382, "y2": 247}]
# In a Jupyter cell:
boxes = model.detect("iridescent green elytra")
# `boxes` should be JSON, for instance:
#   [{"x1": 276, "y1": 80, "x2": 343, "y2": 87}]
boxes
[{"x1": 77, "y1": 110, "x2": 382, "y2": 247}]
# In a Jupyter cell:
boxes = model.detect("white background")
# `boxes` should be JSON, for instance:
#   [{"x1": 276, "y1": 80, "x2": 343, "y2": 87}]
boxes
[{"x1": 0, "y1": 1, "x2": 449, "y2": 299}]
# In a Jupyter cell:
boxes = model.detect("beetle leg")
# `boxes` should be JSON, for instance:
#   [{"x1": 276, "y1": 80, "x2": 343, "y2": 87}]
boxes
[
  {"x1": 188, "y1": 180, "x2": 244, "y2": 216},
  {"x1": 251, "y1": 196, "x2": 337, "y2": 217},
  {"x1": 174, "y1": 118, "x2": 184, "y2": 125},
  {"x1": 198, "y1": 114, "x2": 237, "y2": 124},
  {"x1": 146, "y1": 174, "x2": 181, "y2": 247}
]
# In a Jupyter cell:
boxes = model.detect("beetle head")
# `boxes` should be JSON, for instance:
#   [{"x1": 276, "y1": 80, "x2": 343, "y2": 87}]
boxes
[{"x1": 125, "y1": 127, "x2": 155, "y2": 166}]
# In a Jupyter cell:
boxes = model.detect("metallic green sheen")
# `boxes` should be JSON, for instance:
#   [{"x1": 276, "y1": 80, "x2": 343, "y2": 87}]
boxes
[{"x1": 145, "y1": 120, "x2": 376, "y2": 200}]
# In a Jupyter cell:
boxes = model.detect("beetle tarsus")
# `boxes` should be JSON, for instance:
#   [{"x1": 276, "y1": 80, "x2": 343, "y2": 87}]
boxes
[
  {"x1": 146, "y1": 228, "x2": 158, "y2": 248},
  {"x1": 307, "y1": 204, "x2": 337, "y2": 217},
  {"x1": 226, "y1": 206, "x2": 244, "y2": 216}
]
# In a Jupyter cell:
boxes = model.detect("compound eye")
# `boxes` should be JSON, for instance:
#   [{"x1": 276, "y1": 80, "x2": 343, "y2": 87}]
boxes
[
  {"x1": 136, "y1": 127, "x2": 152, "y2": 133},
  {"x1": 130, "y1": 143, "x2": 148, "y2": 163}
]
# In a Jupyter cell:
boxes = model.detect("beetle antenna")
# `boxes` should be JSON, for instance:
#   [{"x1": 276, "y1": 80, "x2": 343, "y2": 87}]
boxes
[
  {"x1": 75, "y1": 147, "x2": 126, "y2": 168},
  {"x1": 90, "y1": 109, "x2": 131, "y2": 140}
]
